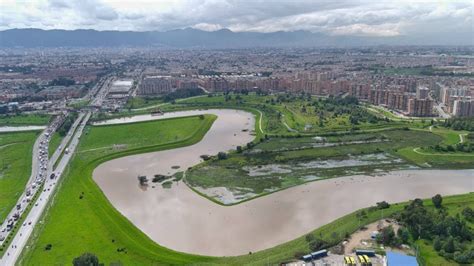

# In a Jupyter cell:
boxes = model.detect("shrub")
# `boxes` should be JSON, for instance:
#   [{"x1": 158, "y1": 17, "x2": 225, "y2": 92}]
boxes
[
  {"x1": 217, "y1": 152, "x2": 228, "y2": 160},
  {"x1": 431, "y1": 194, "x2": 443, "y2": 208},
  {"x1": 462, "y1": 207, "x2": 474, "y2": 222},
  {"x1": 72, "y1": 253, "x2": 100, "y2": 266},
  {"x1": 376, "y1": 201, "x2": 390, "y2": 209}
]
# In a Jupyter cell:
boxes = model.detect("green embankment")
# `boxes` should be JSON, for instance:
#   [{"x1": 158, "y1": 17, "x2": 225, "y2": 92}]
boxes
[
  {"x1": 0, "y1": 114, "x2": 51, "y2": 126},
  {"x1": 19, "y1": 115, "x2": 218, "y2": 265},
  {"x1": 0, "y1": 131, "x2": 38, "y2": 223},
  {"x1": 48, "y1": 132, "x2": 63, "y2": 157},
  {"x1": 125, "y1": 96, "x2": 164, "y2": 109}
]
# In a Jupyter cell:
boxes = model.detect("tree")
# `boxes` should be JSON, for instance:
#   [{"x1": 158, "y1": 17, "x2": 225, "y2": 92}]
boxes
[
  {"x1": 376, "y1": 226, "x2": 396, "y2": 246},
  {"x1": 217, "y1": 152, "x2": 227, "y2": 160},
  {"x1": 397, "y1": 227, "x2": 410, "y2": 243},
  {"x1": 137, "y1": 175, "x2": 148, "y2": 186},
  {"x1": 432, "y1": 194, "x2": 443, "y2": 208},
  {"x1": 73, "y1": 253, "x2": 100, "y2": 266},
  {"x1": 433, "y1": 237, "x2": 442, "y2": 251},
  {"x1": 236, "y1": 146, "x2": 242, "y2": 153},
  {"x1": 462, "y1": 207, "x2": 474, "y2": 222},
  {"x1": 443, "y1": 237, "x2": 455, "y2": 253},
  {"x1": 305, "y1": 235, "x2": 327, "y2": 251},
  {"x1": 376, "y1": 201, "x2": 390, "y2": 209}
]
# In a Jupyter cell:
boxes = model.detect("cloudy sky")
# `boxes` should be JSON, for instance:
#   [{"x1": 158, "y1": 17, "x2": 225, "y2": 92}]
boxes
[{"x1": 0, "y1": 0, "x2": 472, "y2": 38}]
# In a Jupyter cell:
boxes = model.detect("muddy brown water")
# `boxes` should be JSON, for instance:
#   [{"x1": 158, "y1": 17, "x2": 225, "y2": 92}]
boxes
[{"x1": 93, "y1": 109, "x2": 474, "y2": 256}]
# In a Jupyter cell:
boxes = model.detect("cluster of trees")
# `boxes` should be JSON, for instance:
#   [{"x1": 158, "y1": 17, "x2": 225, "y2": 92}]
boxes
[
  {"x1": 49, "y1": 77, "x2": 76, "y2": 86},
  {"x1": 217, "y1": 152, "x2": 228, "y2": 160},
  {"x1": 324, "y1": 95, "x2": 359, "y2": 106},
  {"x1": 375, "y1": 225, "x2": 410, "y2": 247},
  {"x1": 0, "y1": 105, "x2": 11, "y2": 114},
  {"x1": 73, "y1": 253, "x2": 100, "y2": 266},
  {"x1": 443, "y1": 117, "x2": 474, "y2": 131},
  {"x1": 57, "y1": 114, "x2": 77, "y2": 137},
  {"x1": 7, "y1": 95, "x2": 49, "y2": 104},
  {"x1": 431, "y1": 142, "x2": 473, "y2": 153},
  {"x1": 163, "y1": 88, "x2": 204, "y2": 102},
  {"x1": 462, "y1": 207, "x2": 474, "y2": 222},
  {"x1": 219, "y1": 91, "x2": 250, "y2": 104},
  {"x1": 318, "y1": 96, "x2": 382, "y2": 125},
  {"x1": 396, "y1": 196, "x2": 474, "y2": 264}
]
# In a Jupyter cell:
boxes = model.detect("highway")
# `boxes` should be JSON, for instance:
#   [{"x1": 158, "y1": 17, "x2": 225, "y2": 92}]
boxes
[
  {"x1": 0, "y1": 114, "x2": 65, "y2": 243},
  {"x1": 0, "y1": 112, "x2": 91, "y2": 265},
  {"x1": 48, "y1": 112, "x2": 85, "y2": 165},
  {"x1": 0, "y1": 74, "x2": 109, "y2": 265}
]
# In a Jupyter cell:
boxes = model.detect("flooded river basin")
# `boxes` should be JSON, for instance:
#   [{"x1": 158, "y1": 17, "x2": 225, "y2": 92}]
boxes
[{"x1": 93, "y1": 109, "x2": 474, "y2": 256}]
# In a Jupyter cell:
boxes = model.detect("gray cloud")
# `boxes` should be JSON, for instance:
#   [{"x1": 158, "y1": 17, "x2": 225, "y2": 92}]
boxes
[{"x1": 0, "y1": 0, "x2": 471, "y2": 40}]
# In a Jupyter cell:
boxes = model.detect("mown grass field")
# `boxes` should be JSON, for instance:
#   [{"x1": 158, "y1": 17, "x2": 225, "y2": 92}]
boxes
[
  {"x1": 80, "y1": 115, "x2": 213, "y2": 151},
  {"x1": 0, "y1": 114, "x2": 51, "y2": 126},
  {"x1": 0, "y1": 131, "x2": 38, "y2": 223}
]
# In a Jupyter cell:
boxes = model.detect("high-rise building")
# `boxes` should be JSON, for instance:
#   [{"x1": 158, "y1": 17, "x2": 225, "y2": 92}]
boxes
[
  {"x1": 408, "y1": 98, "x2": 434, "y2": 117},
  {"x1": 453, "y1": 98, "x2": 474, "y2": 117},
  {"x1": 138, "y1": 76, "x2": 173, "y2": 95},
  {"x1": 416, "y1": 87, "x2": 430, "y2": 99}
]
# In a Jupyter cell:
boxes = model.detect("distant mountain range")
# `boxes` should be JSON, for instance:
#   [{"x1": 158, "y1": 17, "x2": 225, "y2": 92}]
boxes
[{"x1": 0, "y1": 28, "x2": 471, "y2": 48}]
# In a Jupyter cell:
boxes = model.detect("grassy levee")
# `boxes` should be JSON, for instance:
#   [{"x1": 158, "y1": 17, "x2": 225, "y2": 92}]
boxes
[
  {"x1": 0, "y1": 114, "x2": 51, "y2": 126},
  {"x1": 19, "y1": 115, "x2": 219, "y2": 265},
  {"x1": 125, "y1": 96, "x2": 164, "y2": 109},
  {"x1": 0, "y1": 131, "x2": 39, "y2": 223}
]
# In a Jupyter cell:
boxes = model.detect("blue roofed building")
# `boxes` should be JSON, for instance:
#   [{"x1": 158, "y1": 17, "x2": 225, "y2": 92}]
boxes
[{"x1": 386, "y1": 251, "x2": 418, "y2": 266}]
